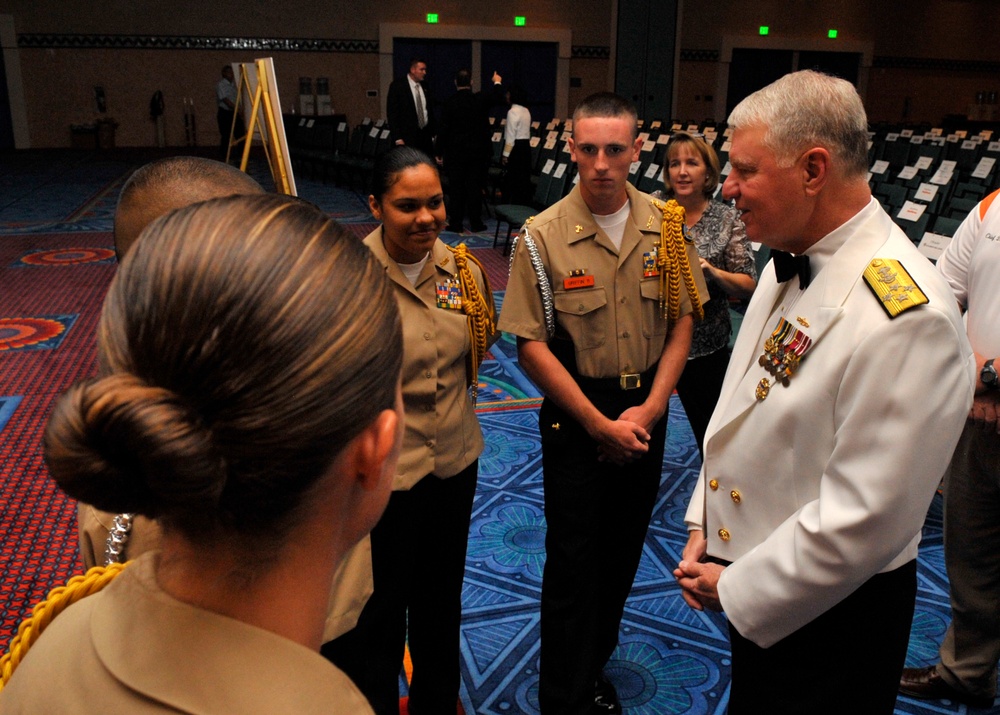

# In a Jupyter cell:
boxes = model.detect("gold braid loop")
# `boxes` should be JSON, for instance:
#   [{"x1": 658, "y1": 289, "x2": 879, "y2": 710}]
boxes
[
  {"x1": 449, "y1": 244, "x2": 496, "y2": 391},
  {"x1": 650, "y1": 198, "x2": 704, "y2": 327},
  {"x1": 0, "y1": 562, "x2": 129, "y2": 690}
]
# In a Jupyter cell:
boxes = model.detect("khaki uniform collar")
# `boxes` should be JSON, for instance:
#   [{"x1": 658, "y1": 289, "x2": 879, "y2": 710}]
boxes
[
  {"x1": 564, "y1": 182, "x2": 660, "y2": 247},
  {"x1": 91, "y1": 553, "x2": 369, "y2": 714},
  {"x1": 365, "y1": 226, "x2": 456, "y2": 291}
]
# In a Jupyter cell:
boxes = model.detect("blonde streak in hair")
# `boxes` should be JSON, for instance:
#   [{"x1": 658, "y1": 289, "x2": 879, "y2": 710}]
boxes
[
  {"x1": 145, "y1": 211, "x2": 218, "y2": 353},
  {"x1": 235, "y1": 214, "x2": 360, "y2": 398},
  {"x1": 281, "y1": 227, "x2": 374, "y2": 393},
  {"x1": 240, "y1": 199, "x2": 291, "y2": 252},
  {"x1": 265, "y1": 219, "x2": 334, "y2": 327},
  {"x1": 96, "y1": 282, "x2": 129, "y2": 376},
  {"x1": 163, "y1": 201, "x2": 262, "y2": 347},
  {"x1": 307, "y1": 281, "x2": 378, "y2": 372}
]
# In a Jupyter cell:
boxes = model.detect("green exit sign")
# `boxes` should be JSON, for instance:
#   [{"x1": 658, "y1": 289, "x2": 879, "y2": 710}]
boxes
[
  {"x1": 514, "y1": 16, "x2": 526, "y2": 26},
  {"x1": 426, "y1": 13, "x2": 439, "y2": 24},
  {"x1": 828, "y1": 29, "x2": 838, "y2": 38},
  {"x1": 759, "y1": 26, "x2": 769, "y2": 36}
]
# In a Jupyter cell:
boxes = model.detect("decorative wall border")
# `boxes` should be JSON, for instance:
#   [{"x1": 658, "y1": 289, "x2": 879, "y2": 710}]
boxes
[
  {"x1": 22, "y1": 36, "x2": 996, "y2": 74},
  {"x1": 680, "y1": 49, "x2": 720, "y2": 62},
  {"x1": 17, "y1": 34, "x2": 378, "y2": 53},
  {"x1": 18, "y1": 34, "x2": 620, "y2": 63},
  {"x1": 676, "y1": 49, "x2": 1000, "y2": 74},
  {"x1": 571, "y1": 45, "x2": 610, "y2": 60},
  {"x1": 872, "y1": 56, "x2": 1000, "y2": 73}
]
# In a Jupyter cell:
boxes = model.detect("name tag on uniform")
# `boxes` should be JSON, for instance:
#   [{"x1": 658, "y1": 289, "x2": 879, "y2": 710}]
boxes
[
  {"x1": 436, "y1": 279, "x2": 463, "y2": 310},
  {"x1": 564, "y1": 275, "x2": 595, "y2": 290}
]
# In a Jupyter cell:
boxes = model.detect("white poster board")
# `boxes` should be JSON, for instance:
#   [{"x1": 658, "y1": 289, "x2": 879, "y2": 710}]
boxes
[{"x1": 238, "y1": 58, "x2": 297, "y2": 195}]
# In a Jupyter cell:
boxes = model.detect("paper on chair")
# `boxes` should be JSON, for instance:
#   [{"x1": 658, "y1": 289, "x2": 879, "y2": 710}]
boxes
[
  {"x1": 918, "y1": 232, "x2": 952, "y2": 261},
  {"x1": 897, "y1": 201, "x2": 927, "y2": 222}
]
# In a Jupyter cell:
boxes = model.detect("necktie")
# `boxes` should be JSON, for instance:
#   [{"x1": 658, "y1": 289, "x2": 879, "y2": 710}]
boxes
[
  {"x1": 414, "y1": 84, "x2": 426, "y2": 129},
  {"x1": 771, "y1": 250, "x2": 811, "y2": 289}
]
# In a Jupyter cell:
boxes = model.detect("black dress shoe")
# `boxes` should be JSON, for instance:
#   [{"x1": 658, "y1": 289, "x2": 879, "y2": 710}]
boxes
[
  {"x1": 445, "y1": 225, "x2": 463, "y2": 233},
  {"x1": 593, "y1": 672, "x2": 622, "y2": 715},
  {"x1": 469, "y1": 223, "x2": 488, "y2": 233},
  {"x1": 899, "y1": 665, "x2": 995, "y2": 709}
]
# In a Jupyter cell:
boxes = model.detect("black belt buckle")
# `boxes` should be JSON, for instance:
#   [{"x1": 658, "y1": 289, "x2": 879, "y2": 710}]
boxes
[{"x1": 619, "y1": 373, "x2": 641, "y2": 390}]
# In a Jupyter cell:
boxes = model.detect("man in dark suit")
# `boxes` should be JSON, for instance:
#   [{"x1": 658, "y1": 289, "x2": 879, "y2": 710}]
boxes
[
  {"x1": 436, "y1": 68, "x2": 504, "y2": 233},
  {"x1": 386, "y1": 58, "x2": 434, "y2": 157}
]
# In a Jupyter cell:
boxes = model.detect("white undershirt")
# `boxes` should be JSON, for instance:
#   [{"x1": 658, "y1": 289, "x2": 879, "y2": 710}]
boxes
[
  {"x1": 396, "y1": 253, "x2": 430, "y2": 286},
  {"x1": 593, "y1": 199, "x2": 631, "y2": 250}
]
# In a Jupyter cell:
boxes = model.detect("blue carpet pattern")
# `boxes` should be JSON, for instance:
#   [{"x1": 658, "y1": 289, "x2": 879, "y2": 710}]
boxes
[{"x1": 0, "y1": 150, "x2": 995, "y2": 714}]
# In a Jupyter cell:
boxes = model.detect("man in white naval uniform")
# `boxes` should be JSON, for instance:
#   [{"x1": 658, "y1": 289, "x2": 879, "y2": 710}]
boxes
[{"x1": 674, "y1": 70, "x2": 976, "y2": 714}]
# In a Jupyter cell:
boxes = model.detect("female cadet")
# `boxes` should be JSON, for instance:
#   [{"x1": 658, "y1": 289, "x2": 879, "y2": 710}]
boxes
[
  {"x1": 0, "y1": 194, "x2": 403, "y2": 713},
  {"x1": 323, "y1": 147, "x2": 497, "y2": 715}
]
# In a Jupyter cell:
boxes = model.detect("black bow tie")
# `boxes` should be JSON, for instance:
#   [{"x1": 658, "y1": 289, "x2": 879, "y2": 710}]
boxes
[{"x1": 772, "y1": 250, "x2": 811, "y2": 289}]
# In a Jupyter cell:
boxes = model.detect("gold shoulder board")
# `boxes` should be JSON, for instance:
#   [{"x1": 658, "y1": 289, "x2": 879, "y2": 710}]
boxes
[{"x1": 862, "y1": 258, "x2": 928, "y2": 318}]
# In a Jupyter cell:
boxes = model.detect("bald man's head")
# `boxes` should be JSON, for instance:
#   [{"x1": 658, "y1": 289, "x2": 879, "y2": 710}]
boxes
[{"x1": 114, "y1": 157, "x2": 264, "y2": 260}]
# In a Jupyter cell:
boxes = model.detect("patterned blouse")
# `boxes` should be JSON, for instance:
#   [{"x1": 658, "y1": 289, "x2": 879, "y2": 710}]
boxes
[{"x1": 651, "y1": 194, "x2": 757, "y2": 358}]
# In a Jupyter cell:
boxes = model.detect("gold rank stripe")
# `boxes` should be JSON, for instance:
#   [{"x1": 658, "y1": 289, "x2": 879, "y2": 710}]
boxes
[{"x1": 862, "y1": 258, "x2": 928, "y2": 319}]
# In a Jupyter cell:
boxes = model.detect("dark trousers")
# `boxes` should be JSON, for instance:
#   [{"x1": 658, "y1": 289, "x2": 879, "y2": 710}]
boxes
[
  {"x1": 322, "y1": 463, "x2": 478, "y2": 715},
  {"x1": 446, "y1": 155, "x2": 487, "y2": 230},
  {"x1": 728, "y1": 560, "x2": 918, "y2": 715},
  {"x1": 939, "y1": 422, "x2": 1000, "y2": 696},
  {"x1": 537, "y1": 384, "x2": 668, "y2": 715},
  {"x1": 217, "y1": 108, "x2": 245, "y2": 160},
  {"x1": 675, "y1": 347, "x2": 730, "y2": 459},
  {"x1": 503, "y1": 140, "x2": 533, "y2": 205}
]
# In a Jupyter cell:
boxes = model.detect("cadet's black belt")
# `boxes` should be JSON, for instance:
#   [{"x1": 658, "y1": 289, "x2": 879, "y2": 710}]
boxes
[
  {"x1": 574, "y1": 363, "x2": 658, "y2": 393},
  {"x1": 548, "y1": 339, "x2": 657, "y2": 393}
]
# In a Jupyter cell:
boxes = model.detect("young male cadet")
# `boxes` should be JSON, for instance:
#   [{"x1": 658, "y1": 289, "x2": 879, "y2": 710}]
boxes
[{"x1": 499, "y1": 92, "x2": 707, "y2": 715}]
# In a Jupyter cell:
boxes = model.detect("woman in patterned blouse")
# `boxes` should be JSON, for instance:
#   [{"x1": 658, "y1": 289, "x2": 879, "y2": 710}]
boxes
[{"x1": 652, "y1": 132, "x2": 758, "y2": 457}]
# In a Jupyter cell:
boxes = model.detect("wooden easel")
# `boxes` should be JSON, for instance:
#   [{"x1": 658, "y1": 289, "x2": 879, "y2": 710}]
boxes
[{"x1": 230, "y1": 58, "x2": 296, "y2": 195}]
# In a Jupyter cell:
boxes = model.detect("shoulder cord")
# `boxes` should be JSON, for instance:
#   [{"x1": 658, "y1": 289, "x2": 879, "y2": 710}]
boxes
[
  {"x1": 104, "y1": 512, "x2": 134, "y2": 565},
  {"x1": 652, "y1": 198, "x2": 704, "y2": 327},
  {"x1": 449, "y1": 244, "x2": 497, "y2": 389},
  {"x1": 0, "y1": 562, "x2": 128, "y2": 690},
  {"x1": 508, "y1": 227, "x2": 556, "y2": 339}
]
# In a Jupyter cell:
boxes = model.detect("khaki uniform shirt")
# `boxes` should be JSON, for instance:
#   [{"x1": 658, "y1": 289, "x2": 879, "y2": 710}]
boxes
[
  {"x1": 364, "y1": 228, "x2": 495, "y2": 489},
  {"x1": 499, "y1": 183, "x2": 707, "y2": 378},
  {"x1": 76, "y1": 505, "x2": 373, "y2": 643},
  {"x1": 0, "y1": 553, "x2": 374, "y2": 714}
]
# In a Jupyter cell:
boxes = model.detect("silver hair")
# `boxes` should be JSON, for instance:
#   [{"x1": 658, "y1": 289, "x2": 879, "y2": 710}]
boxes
[{"x1": 727, "y1": 70, "x2": 870, "y2": 177}]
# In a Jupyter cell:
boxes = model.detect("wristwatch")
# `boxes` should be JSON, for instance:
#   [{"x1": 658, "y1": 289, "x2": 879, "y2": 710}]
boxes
[{"x1": 981, "y1": 358, "x2": 999, "y2": 391}]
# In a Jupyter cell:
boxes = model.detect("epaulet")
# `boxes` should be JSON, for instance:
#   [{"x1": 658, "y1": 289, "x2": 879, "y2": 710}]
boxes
[{"x1": 862, "y1": 258, "x2": 928, "y2": 318}]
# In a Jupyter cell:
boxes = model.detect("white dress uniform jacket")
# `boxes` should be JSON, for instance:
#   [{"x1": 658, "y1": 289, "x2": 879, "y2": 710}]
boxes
[{"x1": 685, "y1": 198, "x2": 975, "y2": 648}]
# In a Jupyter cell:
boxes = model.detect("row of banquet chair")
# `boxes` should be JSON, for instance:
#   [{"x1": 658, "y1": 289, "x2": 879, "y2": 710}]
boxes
[
  {"x1": 285, "y1": 113, "x2": 1000, "y2": 256},
  {"x1": 286, "y1": 115, "x2": 394, "y2": 190},
  {"x1": 491, "y1": 117, "x2": 1000, "y2": 254}
]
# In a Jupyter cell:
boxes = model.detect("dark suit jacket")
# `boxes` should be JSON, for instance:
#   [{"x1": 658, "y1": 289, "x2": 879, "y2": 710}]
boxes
[
  {"x1": 387, "y1": 76, "x2": 433, "y2": 154},
  {"x1": 436, "y1": 83, "x2": 505, "y2": 165}
]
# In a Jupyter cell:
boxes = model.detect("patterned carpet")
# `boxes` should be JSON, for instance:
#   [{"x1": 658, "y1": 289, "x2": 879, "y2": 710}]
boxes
[{"x1": 0, "y1": 150, "x2": 995, "y2": 714}]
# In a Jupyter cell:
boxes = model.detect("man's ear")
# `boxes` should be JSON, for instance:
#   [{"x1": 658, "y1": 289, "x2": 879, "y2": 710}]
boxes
[
  {"x1": 802, "y1": 147, "x2": 831, "y2": 197},
  {"x1": 631, "y1": 135, "x2": 643, "y2": 162},
  {"x1": 348, "y1": 408, "x2": 400, "y2": 493}
]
